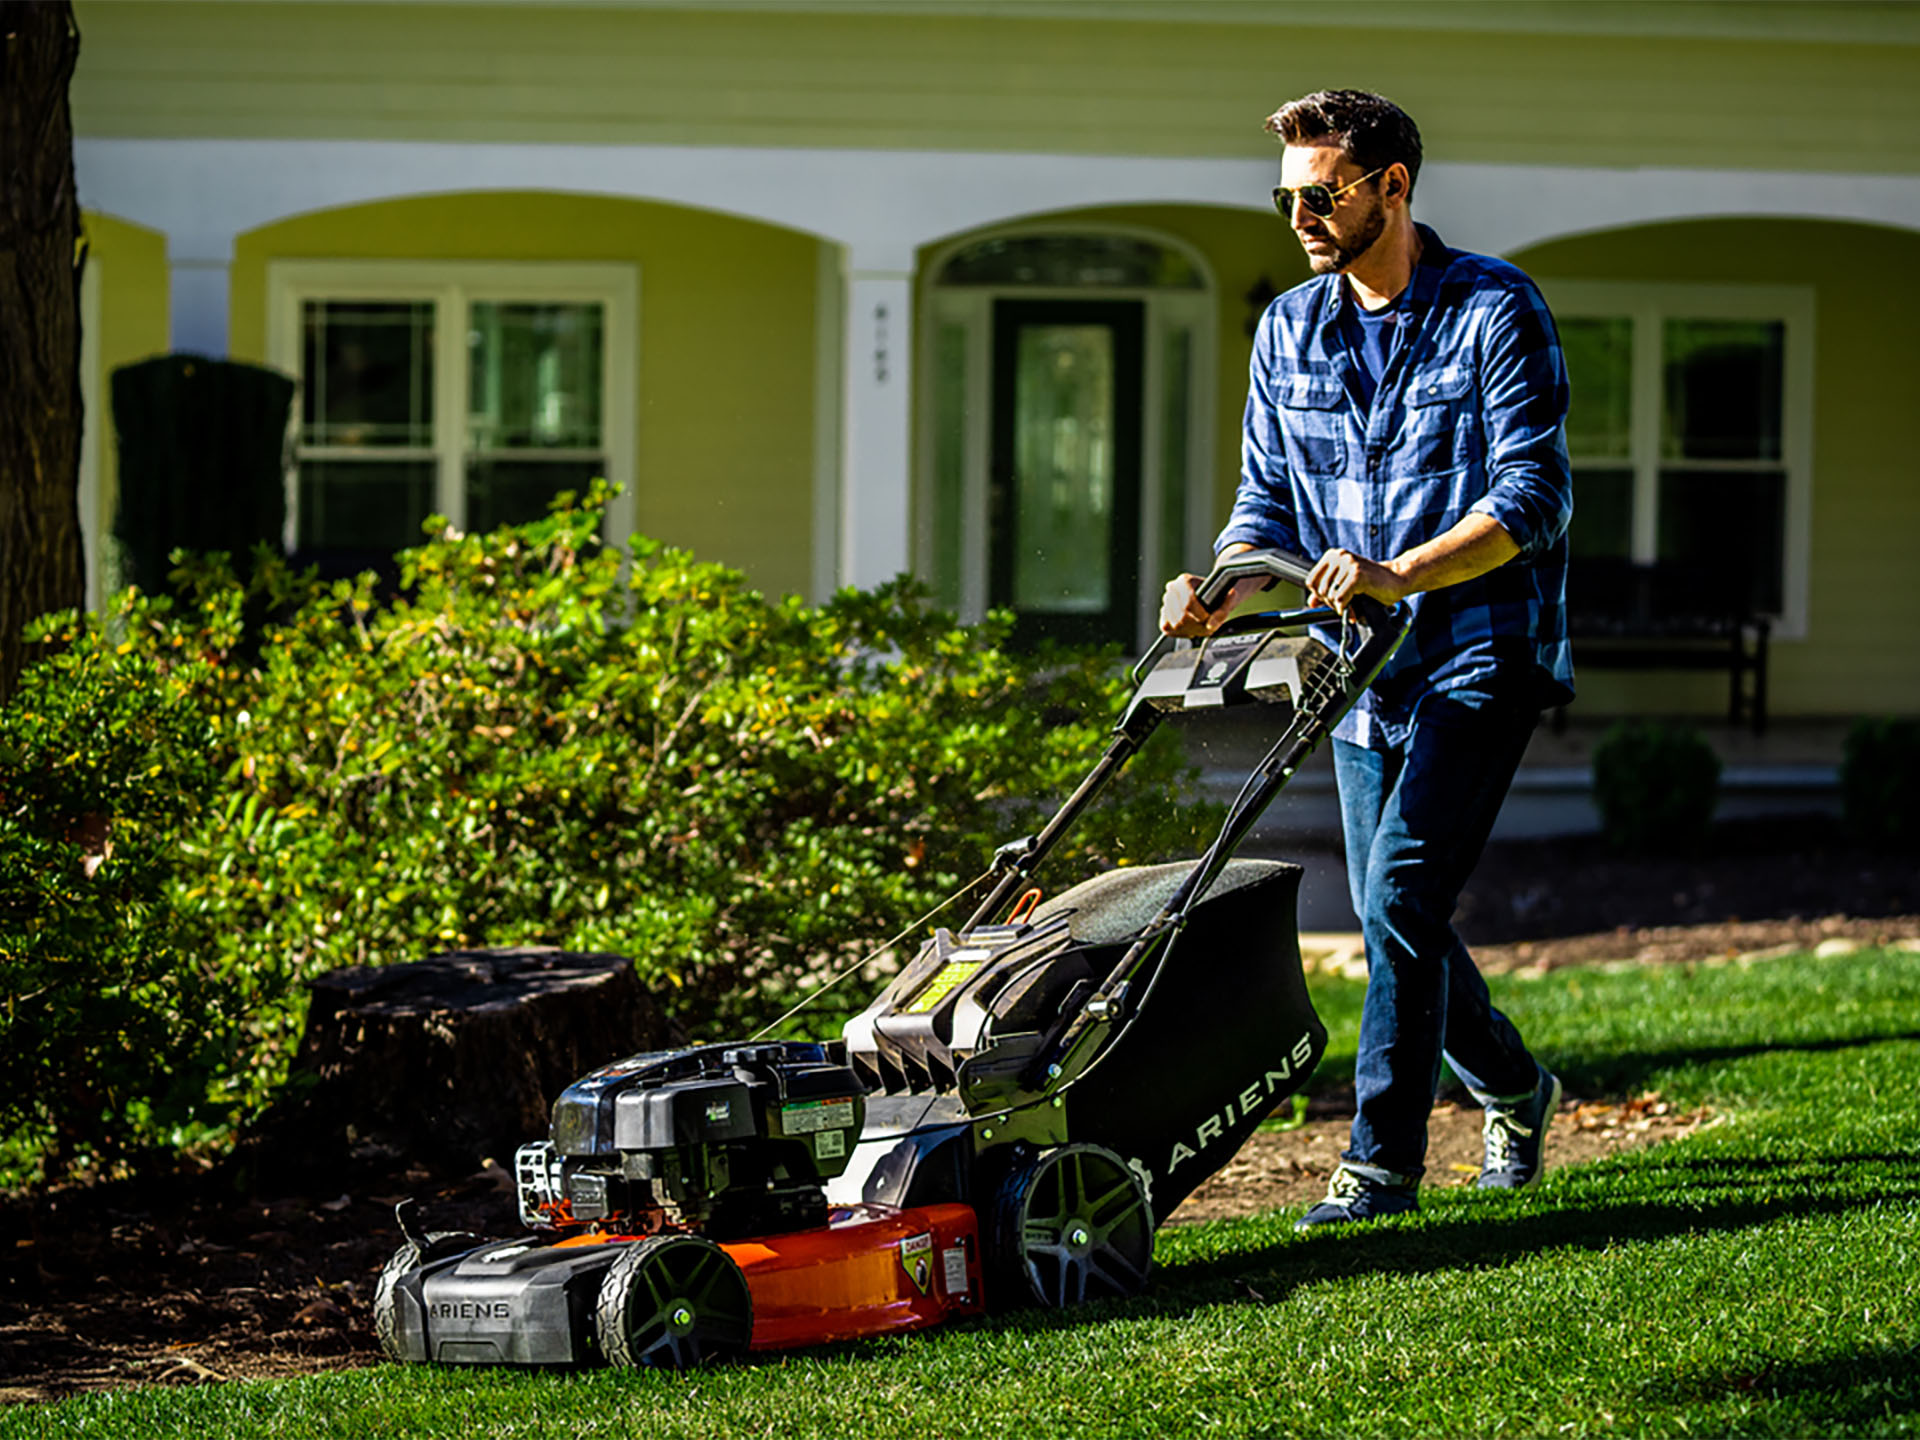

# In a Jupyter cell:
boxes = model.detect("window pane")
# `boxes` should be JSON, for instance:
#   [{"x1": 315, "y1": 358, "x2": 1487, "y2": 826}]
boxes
[
  {"x1": 1567, "y1": 465, "x2": 1632, "y2": 560},
  {"x1": 301, "y1": 301, "x2": 434, "y2": 448},
  {"x1": 298, "y1": 459, "x2": 437, "y2": 551},
  {"x1": 1012, "y1": 324, "x2": 1114, "y2": 614},
  {"x1": 1560, "y1": 316, "x2": 1632, "y2": 460},
  {"x1": 468, "y1": 302, "x2": 604, "y2": 451},
  {"x1": 1657, "y1": 467, "x2": 1785, "y2": 615},
  {"x1": 466, "y1": 457, "x2": 605, "y2": 534},
  {"x1": 929, "y1": 321, "x2": 968, "y2": 610},
  {"x1": 940, "y1": 235, "x2": 1201, "y2": 289},
  {"x1": 1662, "y1": 319, "x2": 1784, "y2": 462}
]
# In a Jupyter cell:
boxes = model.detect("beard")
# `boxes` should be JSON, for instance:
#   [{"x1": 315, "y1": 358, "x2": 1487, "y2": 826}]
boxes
[{"x1": 1301, "y1": 194, "x2": 1388, "y2": 275}]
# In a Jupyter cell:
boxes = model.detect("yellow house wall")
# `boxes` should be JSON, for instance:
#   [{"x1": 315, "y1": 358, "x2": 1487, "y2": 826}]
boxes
[
  {"x1": 79, "y1": 209, "x2": 171, "y2": 583},
  {"x1": 72, "y1": 2, "x2": 1920, "y2": 177},
  {"x1": 230, "y1": 193, "x2": 821, "y2": 599},
  {"x1": 1515, "y1": 218, "x2": 1920, "y2": 721}
]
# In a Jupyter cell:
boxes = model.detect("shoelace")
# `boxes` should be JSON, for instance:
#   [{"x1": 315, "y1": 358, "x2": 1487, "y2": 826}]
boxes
[
  {"x1": 1324, "y1": 1166, "x2": 1368, "y2": 1204},
  {"x1": 1483, "y1": 1109, "x2": 1536, "y2": 1170}
]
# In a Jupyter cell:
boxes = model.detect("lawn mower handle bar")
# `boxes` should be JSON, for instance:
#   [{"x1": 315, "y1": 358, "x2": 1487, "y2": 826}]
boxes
[
  {"x1": 1130, "y1": 549, "x2": 1393, "y2": 686},
  {"x1": 1196, "y1": 547, "x2": 1393, "y2": 639}
]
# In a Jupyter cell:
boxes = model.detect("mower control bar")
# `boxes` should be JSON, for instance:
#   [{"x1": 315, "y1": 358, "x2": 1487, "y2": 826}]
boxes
[{"x1": 1130, "y1": 549, "x2": 1394, "y2": 686}]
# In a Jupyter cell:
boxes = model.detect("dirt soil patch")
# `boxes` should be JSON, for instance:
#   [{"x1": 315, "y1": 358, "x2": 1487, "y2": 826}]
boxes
[
  {"x1": 1166, "y1": 1092, "x2": 1712, "y2": 1225},
  {"x1": 4, "y1": 818, "x2": 1915, "y2": 1405}
]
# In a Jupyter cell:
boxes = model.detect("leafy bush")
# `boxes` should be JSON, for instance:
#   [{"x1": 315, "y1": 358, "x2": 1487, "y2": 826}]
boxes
[
  {"x1": 2, "y1": 490, "x2": 1219, "y2": 1181},
  {"x1": 1590, "y1": 719, "x2": 1722, "y2": 853},
  {"x1": 1841, "y1": 716, "x2": 1920, "y2": 848},
  {"x1": 0, "y1": 606, "x2": 220, "y2": 1181}
]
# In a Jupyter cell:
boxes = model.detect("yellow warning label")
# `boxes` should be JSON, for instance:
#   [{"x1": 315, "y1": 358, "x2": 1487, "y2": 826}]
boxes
[{"x1": 900, "y1": 1232, "x2": 933, "y2": 1294}]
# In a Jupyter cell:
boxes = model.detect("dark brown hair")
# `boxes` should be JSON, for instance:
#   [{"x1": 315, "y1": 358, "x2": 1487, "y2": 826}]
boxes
[{"x1": 1265, "y1": 89, "x2": 1423, "y2": 197}]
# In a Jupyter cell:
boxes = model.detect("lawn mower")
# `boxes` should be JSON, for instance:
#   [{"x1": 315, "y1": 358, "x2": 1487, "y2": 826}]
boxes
[{"x1": 371, "y1": 548, "x2": 1406, "y2": 1369}]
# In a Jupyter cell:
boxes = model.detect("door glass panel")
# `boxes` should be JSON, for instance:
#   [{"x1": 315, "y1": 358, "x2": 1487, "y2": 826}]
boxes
[
  {"x1": 1158, "y1": 324, "x2": 1193, "y2": 584},
  {"x1": 1662, "y1": 319, "x2": 1784, "y2": 462},
  {"x1": 468, "y1": 302, "x2": 604, "y2": 451},
  {"x1": 1560, "y1": 316, "x2": 1632, "y2": 461},
  {"x1": 1012, "y1": 325, "x2": 1115, "y2": 613},
  {"x1": 301, "y1": 301, "x2": 434, "y2": 448},
  {"x1": 1657, "y1": 467, "x2": 1785, "y2": 616}
]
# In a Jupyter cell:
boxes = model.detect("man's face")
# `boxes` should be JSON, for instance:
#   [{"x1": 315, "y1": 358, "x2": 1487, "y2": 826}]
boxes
[{"x1": 1279, "y1": 143, "x2": 1387, "y2": 275}]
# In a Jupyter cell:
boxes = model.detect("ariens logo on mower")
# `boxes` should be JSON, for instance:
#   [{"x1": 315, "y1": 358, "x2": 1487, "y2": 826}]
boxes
[
  {"x1": 429, "y1": 1300, "x2": 512, "y2": 1322},
  {"x1": 1164, "y1": 1033, "x2": 1315, "y2": 1175}
]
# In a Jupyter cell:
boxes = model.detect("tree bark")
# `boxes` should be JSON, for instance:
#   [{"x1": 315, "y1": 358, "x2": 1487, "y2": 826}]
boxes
[
  {"x1": 0, "y1": 1, "x2": 85, "y2": 703},
  {"x1": 250, "y1": 948, "x2": 687, "y2": 1186}
]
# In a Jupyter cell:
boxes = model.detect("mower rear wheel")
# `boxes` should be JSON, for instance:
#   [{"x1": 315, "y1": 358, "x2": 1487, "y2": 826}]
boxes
[
  {"x1": 992, "y1": 1142, "x2": 1153, "y2": 1308},
  {"x1": 593, "y1": 1234, "x2": 754, "y2": 1368}
]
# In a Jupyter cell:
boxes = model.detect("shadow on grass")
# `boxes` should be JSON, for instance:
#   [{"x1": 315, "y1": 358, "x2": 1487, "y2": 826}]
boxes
[
  {"x1": 1553, "y1": 1028, "x2": 1920, "y2": 1100},
  {"x1": 1635, "y1": 1342, "x2": 1920, "y2": 1428},
  {"x1": 945, "y1": 1150, "x2": 1920, "y2": 1352}
]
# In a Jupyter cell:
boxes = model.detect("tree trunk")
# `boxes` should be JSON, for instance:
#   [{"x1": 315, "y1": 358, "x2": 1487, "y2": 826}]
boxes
[
  {"x1": 0, "y1": 1, "x2": 85, "y2": 703},
  {"x1": 250, "y1": 948, "x2": 686, "y2": 1187}
]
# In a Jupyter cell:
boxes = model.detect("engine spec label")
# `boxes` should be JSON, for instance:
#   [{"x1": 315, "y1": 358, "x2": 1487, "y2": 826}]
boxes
[
  {"x1": 941, "y1": 1245, "x2": 969, "y2": 1296},
  {"x1": 781, "y1": 1098, "x2": 856, "y2": 1134}
]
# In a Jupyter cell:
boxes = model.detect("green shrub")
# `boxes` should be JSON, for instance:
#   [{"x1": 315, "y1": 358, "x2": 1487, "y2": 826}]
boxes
[
  {"x1": 1841, "y1": 716, "x2": 1920, "y2": 847},
  {"x1": 2, "y1": 489, "x2": 1219, "y2": 1182},
  {"x1": 1590, "y1": 719, "x2": 1722, "y2": 853},
  {"x1": 0, "y1": 605, "x2": 221, "y2": 1181}
]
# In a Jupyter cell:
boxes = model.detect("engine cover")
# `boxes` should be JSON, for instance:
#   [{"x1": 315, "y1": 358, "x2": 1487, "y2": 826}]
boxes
[{"x1": 523, "y1": 1041, "x2": 866, "y2": 1239}]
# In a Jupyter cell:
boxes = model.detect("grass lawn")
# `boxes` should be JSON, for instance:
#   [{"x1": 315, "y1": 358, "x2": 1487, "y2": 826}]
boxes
[{"x1": 6, "y1": 947, "x2": 1918, "y2": 1439}]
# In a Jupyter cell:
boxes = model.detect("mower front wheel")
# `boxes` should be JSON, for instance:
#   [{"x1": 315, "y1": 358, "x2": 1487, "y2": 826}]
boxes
[
  {"x1": 593, "y1": 1234, "x2": 754, "y2": 1368},
  {"x1": 991, "y1": 1142, "x2": 1153, "y2": 1308}
]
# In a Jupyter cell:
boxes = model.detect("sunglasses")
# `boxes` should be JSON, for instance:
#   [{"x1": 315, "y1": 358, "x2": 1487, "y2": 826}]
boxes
[{"x1": 1271, "y1": 167, "x2": 1387, "y2": 219}]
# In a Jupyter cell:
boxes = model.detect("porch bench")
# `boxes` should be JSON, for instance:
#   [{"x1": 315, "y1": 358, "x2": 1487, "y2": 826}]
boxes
[{"x1": 1557, "y1": 559, "x2": 1772, "y2": 735}]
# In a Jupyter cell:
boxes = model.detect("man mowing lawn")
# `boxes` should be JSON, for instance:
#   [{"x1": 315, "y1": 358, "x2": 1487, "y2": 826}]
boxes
[{"x1": 1160, "y1": 88, "x2": 1573, "y2": 1228}]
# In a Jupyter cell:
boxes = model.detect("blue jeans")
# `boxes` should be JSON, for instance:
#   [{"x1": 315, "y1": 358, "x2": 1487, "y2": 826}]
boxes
[{"x1": 1333, "y1": 692, "x2": 1542, "y2": 1182}]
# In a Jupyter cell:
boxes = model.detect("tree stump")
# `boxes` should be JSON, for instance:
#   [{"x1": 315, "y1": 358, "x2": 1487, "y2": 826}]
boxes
[{"x1": 254, "y1": 947, "x2": 683, "y2": 1185}]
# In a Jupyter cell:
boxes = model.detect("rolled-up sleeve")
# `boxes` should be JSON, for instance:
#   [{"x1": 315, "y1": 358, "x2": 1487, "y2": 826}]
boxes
[
  {"x1": 1467, "y1": 280, "x2": 1573, "y2": 560},
  {"x1": 1215, "y1": 321, "x2": 1305, "y2": 556}
]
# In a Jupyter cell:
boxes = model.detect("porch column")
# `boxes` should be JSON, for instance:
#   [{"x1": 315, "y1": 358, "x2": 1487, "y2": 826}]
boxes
[
  {"x1": 839, "y1": 261, "x2": 914, "y2": 591},
  {"x1": 169, "y1": 231, "x2": 235, "y2": 357}
]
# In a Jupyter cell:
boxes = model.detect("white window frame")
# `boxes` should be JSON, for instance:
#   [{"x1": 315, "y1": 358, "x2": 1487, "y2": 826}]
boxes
[
  {"x1": 1538, "y1": 279, "x2": 1815, "y2": 639},
  {"x1": 917, "y1": 223, "x2": 1217, "y2": 654},
  {"x1": 266, "y1": 259, "x2": 638, "y2": 553}
]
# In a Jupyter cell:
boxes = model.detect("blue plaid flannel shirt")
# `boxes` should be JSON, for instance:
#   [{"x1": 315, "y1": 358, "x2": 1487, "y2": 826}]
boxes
[{"x1": 1218, "y1": 224, "x2": 1576, "y2": 748}]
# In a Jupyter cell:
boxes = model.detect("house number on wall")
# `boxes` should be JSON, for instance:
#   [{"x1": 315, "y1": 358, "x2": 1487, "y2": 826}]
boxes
[{"x1": 873, "y1": 303, "x2": 890, "y2": 385}]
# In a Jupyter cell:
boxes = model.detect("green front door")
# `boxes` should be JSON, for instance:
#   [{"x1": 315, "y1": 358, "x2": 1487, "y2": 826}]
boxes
[{"x1": 989, "y1": 299, "x2": 1144, "y2": 647}]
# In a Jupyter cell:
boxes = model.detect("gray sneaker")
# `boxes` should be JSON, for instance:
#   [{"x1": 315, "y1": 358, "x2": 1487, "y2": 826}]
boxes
[
  {"x1": 1477, "y1": 1067, "x2": 1563, "y2": 1190},
  {"x1": 1295, "y1": 1163, "x2": 1420, "y2": 1231}
]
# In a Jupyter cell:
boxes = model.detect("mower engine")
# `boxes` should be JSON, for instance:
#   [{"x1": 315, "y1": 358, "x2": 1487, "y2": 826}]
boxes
[{"x1": 515, "y1": 1041, "x2": 866, "y2": 1242}]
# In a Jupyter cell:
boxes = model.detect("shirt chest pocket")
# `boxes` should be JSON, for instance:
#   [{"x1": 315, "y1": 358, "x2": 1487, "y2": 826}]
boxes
[
  {"x1": 1400, "y1": 366, "x2": 1480, "y2": 477},
  {"x1": 1278, "y1": 373, "x2": 1348, "y2": 477}
]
